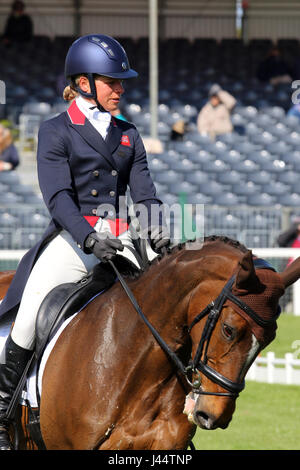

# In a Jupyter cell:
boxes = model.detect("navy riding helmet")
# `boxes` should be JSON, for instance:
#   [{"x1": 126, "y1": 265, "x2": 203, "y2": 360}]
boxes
[{"x1": 64, "y1": 34, "x2": 138, "y2": 108}]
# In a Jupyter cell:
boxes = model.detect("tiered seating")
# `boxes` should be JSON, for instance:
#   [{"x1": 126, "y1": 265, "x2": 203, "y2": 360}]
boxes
[
  {"x1": 1, "y1": 35, "x2": 296, "y2": 121},
  {"x1": 0, "y1": 171, "x2": 50, "y2": 249},
  {"x1": 1, "y1": 35, "x2": 300, "y2": 249},
  {"x1": 127, "y1": 102, "x2": 300, "y2": 210}
]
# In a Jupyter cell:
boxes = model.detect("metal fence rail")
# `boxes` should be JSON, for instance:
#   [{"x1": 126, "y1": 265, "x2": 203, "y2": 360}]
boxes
[{"x1": 203, "y1": 206, "x2": 284, "y2": 248}]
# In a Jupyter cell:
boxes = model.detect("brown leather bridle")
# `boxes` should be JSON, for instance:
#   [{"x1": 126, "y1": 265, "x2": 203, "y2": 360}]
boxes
[{"x1": 187, "y1": 258, "x2": 281, "y2": 398}]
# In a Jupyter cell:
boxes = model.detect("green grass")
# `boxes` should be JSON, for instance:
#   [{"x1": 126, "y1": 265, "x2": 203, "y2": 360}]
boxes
[
  {"x1": 261, "y1": 313, "x2": 300, "y2": 358},
  {"x1": 192, "y1": 381, "x2": 300, "y2": 450}
]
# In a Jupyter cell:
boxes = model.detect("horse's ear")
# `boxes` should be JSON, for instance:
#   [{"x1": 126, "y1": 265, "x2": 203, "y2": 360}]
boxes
[
  {"x1": 234, "y1": 250, "x2": 261, "y2": 292},
  {"x1": 279, "y1": 257, "x2": 300, "y2": 288}
]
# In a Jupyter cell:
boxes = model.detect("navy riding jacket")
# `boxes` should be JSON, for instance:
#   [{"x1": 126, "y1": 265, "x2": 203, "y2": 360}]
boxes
[{"x1": 0, "y1": 100, "x2": 162, "y2": 320}]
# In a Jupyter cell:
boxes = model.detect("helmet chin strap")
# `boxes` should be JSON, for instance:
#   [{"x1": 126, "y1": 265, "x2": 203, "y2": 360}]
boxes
[{"x1": 75, "y1": 73, "x2": 106, "y2": 112}]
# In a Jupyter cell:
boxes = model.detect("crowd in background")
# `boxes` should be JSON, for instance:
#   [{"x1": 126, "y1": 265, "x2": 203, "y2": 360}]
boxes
[{"x1": 1, "y1": 1, "x2": 300, "y2": 251}]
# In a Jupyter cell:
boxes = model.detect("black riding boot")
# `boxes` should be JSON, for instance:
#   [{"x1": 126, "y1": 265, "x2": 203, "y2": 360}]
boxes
[{"x1": 0, "y1": 335, "x2": 32, "y2": 450}]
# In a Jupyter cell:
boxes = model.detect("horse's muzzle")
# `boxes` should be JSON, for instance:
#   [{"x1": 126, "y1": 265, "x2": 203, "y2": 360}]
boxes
[
  {"x1": 193, "y1": 406, "x2": 233, "y2": 430},
  {"x1": 192, "y1": 391, "x2": 236, "y2": 430}
]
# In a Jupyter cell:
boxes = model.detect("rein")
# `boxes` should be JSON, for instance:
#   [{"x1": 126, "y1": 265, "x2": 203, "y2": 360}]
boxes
[
  {"x1": 108, "y1": 257, "x2": 278, "y2": 399},
  {"x1": 108, "y1": 260, "x2": 187, "y2": 377}
]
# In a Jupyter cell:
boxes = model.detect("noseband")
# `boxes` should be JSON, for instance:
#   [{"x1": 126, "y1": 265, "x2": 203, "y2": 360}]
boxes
[
  {"x1": 109, "y1": 257, "x2": 280, "y2": 401},
  {"x1": 187, "y1": 258, "x2": 280, "y2": 398}
]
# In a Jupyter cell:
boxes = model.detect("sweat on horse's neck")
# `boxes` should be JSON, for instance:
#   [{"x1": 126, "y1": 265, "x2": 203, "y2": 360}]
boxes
[
  {"x1": 127, "y1": 242, "x2": 242, "y2": 345},
  {"x1": 140, "y1": 241, "x2": 242, "y2": 289}
]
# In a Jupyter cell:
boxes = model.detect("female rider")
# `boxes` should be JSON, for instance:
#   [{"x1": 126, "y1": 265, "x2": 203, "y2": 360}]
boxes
[{"x1": 0, "y1": 34, "x2": 169, "y2": 450}]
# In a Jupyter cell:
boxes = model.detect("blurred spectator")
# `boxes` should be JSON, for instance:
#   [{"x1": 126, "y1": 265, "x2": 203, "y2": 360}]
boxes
[
  {"x1": 0, "y1": 124, "x2": 20, "y2": 171},
  {"x1": 2, "y1": 1, "x2": 33, "y2": 46},
  {"x1": 142, "y1": 137, "x2": 164, "y2": 154},
  {"x1": 256, "y1": 47, "x2": 293, "y2": 85},
  {"x1": 170, "y1": 119, "x2": 186, "y2": 141},
  {"x1": 277, "y1": 217, "x2": 300, "y2": 248},
  {"x1": 197, "y1": 84, "x2": 236, "y2": 140},
  {"x1": 277, "y1": 217, "x2": 300, "y2": 266},
  {"x1": 287, "y1": 103, "x2": 300, "y2": 122}
]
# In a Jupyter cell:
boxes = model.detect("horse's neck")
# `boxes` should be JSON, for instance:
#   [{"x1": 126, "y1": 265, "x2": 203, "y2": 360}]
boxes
[
  {"x1": 117, "y1": 243, "x2": 241, "y2": 355},
  {"x1": 131, "y1": 246, "x2": 226, "y2": 330},
  {"x1": 126, "y1": 252, "x2": 196, "y2": 350},
  {"x1": 136, "y1": 243, "x2": 241, "y2": 317}
]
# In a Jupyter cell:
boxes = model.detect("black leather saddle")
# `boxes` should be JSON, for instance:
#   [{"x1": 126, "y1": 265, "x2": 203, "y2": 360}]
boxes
[{"x1": 34, "y1": 255, "x2": 142, "y2": 362}]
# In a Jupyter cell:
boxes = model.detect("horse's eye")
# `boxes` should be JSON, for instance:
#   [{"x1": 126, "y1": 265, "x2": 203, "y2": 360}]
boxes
[{"x1": 222, "y1": 323, "x2": 234, "y2": 340}]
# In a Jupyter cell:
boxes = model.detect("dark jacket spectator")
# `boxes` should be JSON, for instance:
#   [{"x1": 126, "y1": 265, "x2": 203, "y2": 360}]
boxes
[
  {"x1": 3, "y1": 1, "x2": 33, "y2": 45},
  {"x1": 170, "y1": 119, "x2": 186, "y2": 141},
  {"x1": 277, "y1": 218, "x2": 300, "y2": 267},
  {"x1": 257, "y1": 47, "x2": 293, "y2": 85},
  {"x1": 0, "y1": 125, "x2": 19, "y2": 171},
  {"x1": 277, "y1": 219, "x2": 300, "y2": 248}
]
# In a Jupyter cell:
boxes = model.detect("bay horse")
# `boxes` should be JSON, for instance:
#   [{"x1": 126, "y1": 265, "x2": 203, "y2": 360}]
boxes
[{"x1": 0, "y1": 236, "x2": 299, "y2": 450}]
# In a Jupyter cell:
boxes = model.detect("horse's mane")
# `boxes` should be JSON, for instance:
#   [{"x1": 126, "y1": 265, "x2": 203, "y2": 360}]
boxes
[
  {"x1": 204, "y1": 235, "x2": 248, "y2": 253},
  {"x1": 114, "y1": 235, "x2": 248, "y2": 280}
]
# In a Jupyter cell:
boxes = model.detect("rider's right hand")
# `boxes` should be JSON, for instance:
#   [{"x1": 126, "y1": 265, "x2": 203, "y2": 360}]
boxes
[{"x1": 84, "y1": 232, "x2": 124, "y2": 262}]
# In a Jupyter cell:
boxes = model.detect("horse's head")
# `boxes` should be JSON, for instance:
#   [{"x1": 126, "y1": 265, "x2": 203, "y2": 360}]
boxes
[{"x1": 186, "y1": 248, "x2": 294, "y2": 430}]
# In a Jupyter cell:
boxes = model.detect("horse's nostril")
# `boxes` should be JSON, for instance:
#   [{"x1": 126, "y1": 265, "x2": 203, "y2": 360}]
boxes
[
  {"x1": 196, "y1": 411, "x2": 208, "y2": 420},
  {"x1": 195, "y1": 411, "x2": 213, "y2": 428}
]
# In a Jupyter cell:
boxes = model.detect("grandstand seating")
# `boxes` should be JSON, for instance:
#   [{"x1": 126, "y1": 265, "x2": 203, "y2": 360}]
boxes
[{"x1": 0, "y1": 35, "x2": 300, "y2": 249}]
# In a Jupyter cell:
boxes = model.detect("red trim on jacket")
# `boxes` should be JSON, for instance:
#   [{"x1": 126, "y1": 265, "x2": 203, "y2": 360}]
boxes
[
  {"x1": 84, "y1": 216, "x2": 129, "y2": 237},
  {"x1": 67, "y1": 100, "x2": 86, "y2": 125}
]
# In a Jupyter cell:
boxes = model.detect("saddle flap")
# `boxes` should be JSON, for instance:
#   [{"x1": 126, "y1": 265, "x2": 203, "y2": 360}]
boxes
[
  {"x1": 35, "y1": 262, "x2": 116, "y2": 360},
  {"x1": 34, "y1": 256, "x2": 141, "y2": 361}
]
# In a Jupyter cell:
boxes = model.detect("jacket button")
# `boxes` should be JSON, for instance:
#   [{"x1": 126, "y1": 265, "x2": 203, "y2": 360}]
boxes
[
  {"x1": 93, "y1": 170, "x2": 99, "y2": 177},
  {"x1": 111, "y1": 170, "x2": 118, "y2": 176},
  {"x1": 109, "y1": 190, "x2": 115, "y2": 197},
  {"x1": 91, "y1": 189, "x2": 98, "y2": 196}
]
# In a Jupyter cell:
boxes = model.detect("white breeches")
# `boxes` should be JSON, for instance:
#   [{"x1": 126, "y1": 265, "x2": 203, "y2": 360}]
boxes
[{"x1": 10, "y1": 218, "x2": 156, "y2": 350}]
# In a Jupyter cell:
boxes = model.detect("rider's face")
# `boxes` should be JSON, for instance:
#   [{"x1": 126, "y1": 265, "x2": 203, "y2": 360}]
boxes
[
  {"x1": 95, "y1": 76, "x2": 124, "y2": 112},
  {"x1": 78, "y1": 75, "x2": 124, "y2": 112}
]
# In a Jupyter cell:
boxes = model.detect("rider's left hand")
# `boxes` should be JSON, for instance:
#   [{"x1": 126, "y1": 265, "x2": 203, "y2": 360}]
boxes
[{"x1": 147, "y1": 225, "x2": 170, "y2": 253}]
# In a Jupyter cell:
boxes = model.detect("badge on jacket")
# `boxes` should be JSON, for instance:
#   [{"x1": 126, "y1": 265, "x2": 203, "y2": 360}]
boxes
[{"x1": 121, "y1": 135, "x2": 130, "y2": 147}]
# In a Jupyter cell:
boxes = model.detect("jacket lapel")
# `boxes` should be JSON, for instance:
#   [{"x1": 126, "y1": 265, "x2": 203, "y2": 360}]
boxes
[
  {"x1": 67, "y1": 101, "x2": 119, "y2": 170},
  {"x1": 105, "y1": 117, "x2": 123, "y2": 156}
]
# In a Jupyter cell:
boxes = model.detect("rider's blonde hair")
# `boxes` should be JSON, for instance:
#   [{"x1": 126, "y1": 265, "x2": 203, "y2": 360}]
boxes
[
  {"x1": 63, "y1": 74, "x2": 82, "y2": 102},
  {"x1": 63, "y1": 85, "x2": 78, "y2": 102},
  {"x1": 63, "y1": 74, "x2": 104, "y2": 102}
]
